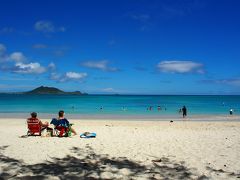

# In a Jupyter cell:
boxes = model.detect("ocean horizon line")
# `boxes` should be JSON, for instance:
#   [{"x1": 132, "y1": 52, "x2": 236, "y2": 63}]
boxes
[{"x1": 0, "y1": 92, "x2": 240, "y2": 96}]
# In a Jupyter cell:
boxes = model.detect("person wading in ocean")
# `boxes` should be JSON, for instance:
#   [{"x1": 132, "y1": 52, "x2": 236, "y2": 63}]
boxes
[{"x1": 182, "y1": 106, "x2": 187, "y2": 118}]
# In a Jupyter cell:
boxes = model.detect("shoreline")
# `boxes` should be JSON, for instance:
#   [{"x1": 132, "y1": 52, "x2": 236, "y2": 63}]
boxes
[{"x1": 0, "y1": 113, "x2": 239, "y2": 121}]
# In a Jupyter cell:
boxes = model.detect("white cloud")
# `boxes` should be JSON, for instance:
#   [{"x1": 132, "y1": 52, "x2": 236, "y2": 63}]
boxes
[
  {"x1": 202, "y1": 79, "x2": 240, "y2": 87},
  {"x1": 10, "y1": 52, "x2": 26, "y2": 62},
  {"x1": 48, "y1": 62, "x2": 56, "y2": 70},
  {"x1": 0, "y1": 44, "x2": 49, "y2": 75},
  {"x1": 225, "y1": 79, "x2": 240, "y2": 86},
  {"x1": 35, "y1": 21, "x2": 55, "y2": 32},
  {"x1": 0, "y1": 44, "x2": 8, "y2": 62},
  {"x1": 81, "y1": 60, "x2": 119, "y2": 72},
  {"x1": 0, "y1": 44, "x2": 26, "y2": 63},
  {"x1": 34, "y1": 20, "x2": 66, "y2": 33},
  {"x1": 50, "y1": 72, "x2": 87, "y2": 82},
  {"x1": 102, "y1": 88, "x2": 115, "y2": 92},
  {"x1": 65, "y1": 72, "x2": 87, "y2": 80},
  {"x1": 14, "y1": 62, "x2": 46, "y2": 74},
  {"x1": 82, "y1": 60, "x2": 107, "y2": 70},
  {"x1": 50, "y1": 72, "x2": 61, "y2": 81},
  {"x1": 0, "y1": 44, "x2": 6, "y2": 55},
  {"x1": 157, "y1": 61, "x2": 204, "y2": 74}
]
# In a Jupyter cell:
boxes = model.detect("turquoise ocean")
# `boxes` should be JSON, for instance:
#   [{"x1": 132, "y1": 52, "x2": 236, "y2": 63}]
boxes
[{"x1": 0, "y1": 94, "x2": 239, "y2": 117}]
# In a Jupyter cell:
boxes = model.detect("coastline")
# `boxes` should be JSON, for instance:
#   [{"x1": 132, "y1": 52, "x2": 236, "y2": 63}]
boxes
[{"x1": 0, "y1": 113, "x2": 239, "y2": 121}]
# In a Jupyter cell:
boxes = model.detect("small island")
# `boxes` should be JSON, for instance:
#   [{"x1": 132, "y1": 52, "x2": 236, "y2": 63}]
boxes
[{"x1": 24, "y1": 86, "x2": 87, "y2": 95}]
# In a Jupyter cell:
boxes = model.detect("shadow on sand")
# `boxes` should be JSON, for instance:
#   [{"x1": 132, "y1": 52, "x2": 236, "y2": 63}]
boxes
[
  {"x1": 205, "y1": 166, "x2": 240, "y2": 179},
  {"x1": 0, "y1": 145, "x2": 211, "y2": 179}
]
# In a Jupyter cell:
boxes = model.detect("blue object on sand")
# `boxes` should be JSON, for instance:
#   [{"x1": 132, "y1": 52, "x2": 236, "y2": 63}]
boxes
[{"x1": 80, "y1": 132, "x2": 96, "y2": 138}]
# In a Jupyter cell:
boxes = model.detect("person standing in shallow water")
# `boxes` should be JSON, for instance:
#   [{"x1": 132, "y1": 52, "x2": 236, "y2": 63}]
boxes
[{"x1": 182, "y1": 106, "x2": 187, "y2": 118}]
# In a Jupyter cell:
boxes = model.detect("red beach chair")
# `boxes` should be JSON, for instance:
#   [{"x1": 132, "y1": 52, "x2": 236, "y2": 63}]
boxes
[
  {"x1": 54, "y1": 124, "x2": 73, "y2": 137},
  {"x1": 27, "y1": 118, "x2": 42, "y2": 136}
]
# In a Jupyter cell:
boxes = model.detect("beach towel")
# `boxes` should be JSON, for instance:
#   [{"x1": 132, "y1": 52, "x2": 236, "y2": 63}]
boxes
[{"x1": 80, "y1": 132, "x2": 96, "y2": 138}]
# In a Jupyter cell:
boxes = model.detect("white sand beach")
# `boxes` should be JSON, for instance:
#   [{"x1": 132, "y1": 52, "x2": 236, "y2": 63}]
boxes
[{"x1": 0, "y1": 118, "x2": 240, "y2": 179}]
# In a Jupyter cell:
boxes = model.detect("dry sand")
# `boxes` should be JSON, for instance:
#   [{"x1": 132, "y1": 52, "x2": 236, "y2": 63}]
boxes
[{"x1": 0, "y1": 118, "x2": 240, "y2": 179}]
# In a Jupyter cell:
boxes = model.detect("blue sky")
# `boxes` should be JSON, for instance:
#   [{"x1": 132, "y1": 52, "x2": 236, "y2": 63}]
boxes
[{"x1": 0, "y1": 0, "x2": 240, "y2": 94}]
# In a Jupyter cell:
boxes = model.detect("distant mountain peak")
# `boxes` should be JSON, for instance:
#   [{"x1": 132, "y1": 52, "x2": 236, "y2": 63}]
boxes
[{"x1": 25, "y1": 86, "x2": 87, "y2": 95}]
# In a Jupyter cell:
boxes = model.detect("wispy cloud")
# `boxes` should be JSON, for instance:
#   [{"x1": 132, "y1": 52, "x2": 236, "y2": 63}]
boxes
[
  {"x1": 157, "y1": 60, "x2": 204, "y2": 74},
  {"x1": 128, "y1": 13, "x2": 152, "y2": 31},
  {"x1": 50, "y1": 72, "x2": 61, "y2": 81},
  {"x1": 81, "y1": 60, "x2": 119, "y2": 72},
  {"x1": 0, "y1": 84, "x2": 36, "y2": 91},
  {"x1": 101, "y1": 88, "x2": 115, "y2": 93},
  {"x1": 53, "y1": 49, "x2": 67, "y2": 57},
  {"x1": 32, "y1": 44, "x2": 69, "y2": 57},
  {"x1": 48, "y1": 62, "x2": 56, "y2": 71},
  {"x1": 108, "y1": 40, "x2": 116, "y2": 46},
  {"x1": 125, "y1": 1, "x2": 204, "y2": 32},
  {"x1": 160, "y1": 4, "x2": 185, "y2": 18},
  {"x1": 0, "y1": 44, "x2": 6, "y2": 53},
  {"x1": 0, "y1": 44, "x2": 7, "y2": 62},
  {"x1": 134, "y1": 66, "x2": 148, "y2": 71},
  {"x1": 131, "y1": 14, "x2": 151, "y2": 22},
  {"x1": 32, "y1": 44, "x2": 48, "y2": 49},
  {"x1": 9, "y1": 52, "x2": 26, "y2": 62},
  {"x1": 158, "y1": 0, "x2": 205, "y2": 19},
  {"x1": 0, "y1": 77, "x2": 34, "y2": 81},
  {"x1": 0, "y1": 27, "x2": 14, "y2": 34},
  {"x1": 94, "y1": 77, "x2": 111, "y2": 80},
  {"x1": 34, "y1": 20, "x2": 66, "y2": 33},
  {"x1": 200, "y1": 78, "x2": 240, "y2": 87},
  {"x1": 50, "y1": 72, "x2": 87, "y2": 82}
]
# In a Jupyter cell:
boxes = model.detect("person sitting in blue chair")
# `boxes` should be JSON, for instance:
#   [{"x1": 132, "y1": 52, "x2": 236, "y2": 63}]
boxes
[{"x1": 50, "y1": 110, "x2": 77, "y2": 137}]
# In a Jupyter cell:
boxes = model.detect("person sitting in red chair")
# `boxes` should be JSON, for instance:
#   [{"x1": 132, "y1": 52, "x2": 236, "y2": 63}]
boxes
[{"x1": 27, "y1": 112, "x2": 51, "y2": 136}]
